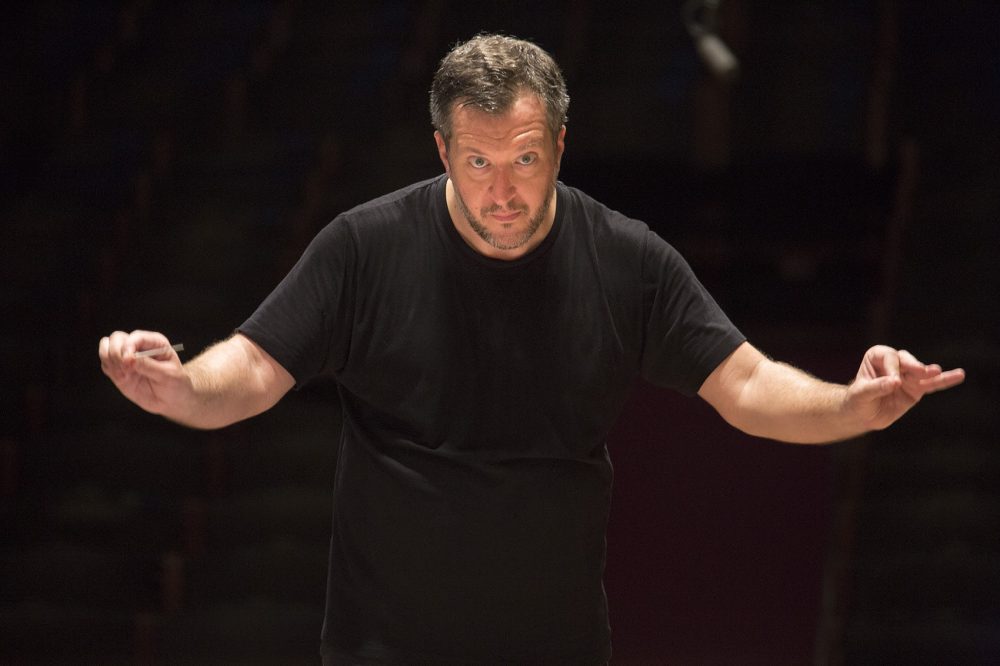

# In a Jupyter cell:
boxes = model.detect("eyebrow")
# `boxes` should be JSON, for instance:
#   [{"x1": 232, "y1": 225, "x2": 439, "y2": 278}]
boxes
[{"x1": 458, "y1": 138, "x2": 544, "y2": 155}]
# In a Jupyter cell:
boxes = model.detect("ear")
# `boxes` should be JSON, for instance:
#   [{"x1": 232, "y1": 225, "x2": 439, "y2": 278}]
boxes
[
  {"x1": 434, "y1": 131, "x2": 450, "y2": 175},
  {"x1": 554, "y1": 125, "x2": 567, "y2": 172}
]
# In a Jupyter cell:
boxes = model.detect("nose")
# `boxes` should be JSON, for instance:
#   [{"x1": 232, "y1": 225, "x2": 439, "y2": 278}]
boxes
[{"x1": 489, "y1": 167, "x2": 516, "y2": 205}]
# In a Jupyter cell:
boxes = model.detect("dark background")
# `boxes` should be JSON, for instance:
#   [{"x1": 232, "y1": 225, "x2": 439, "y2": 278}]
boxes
[{"x1": 2, "y1": 1, "x2": 998, "y2": 664}]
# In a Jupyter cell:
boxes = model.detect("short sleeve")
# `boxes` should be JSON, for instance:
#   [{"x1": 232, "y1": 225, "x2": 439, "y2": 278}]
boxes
[
  {"x1": 238, "y1": 218, "x2": 356, "y2": 387},
  {"x1": 639, "y1": 230, "x2": 745, "y2": 394}
]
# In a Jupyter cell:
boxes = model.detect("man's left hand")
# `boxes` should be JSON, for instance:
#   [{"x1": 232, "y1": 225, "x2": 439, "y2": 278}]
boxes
[{"x1": 845, "y1": 345, "x2": 965, "y2": 432}]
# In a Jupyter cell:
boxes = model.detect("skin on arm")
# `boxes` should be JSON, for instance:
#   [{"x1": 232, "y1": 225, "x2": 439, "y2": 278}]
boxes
[
  {"x1": 698, "y1": 341, "x2": 966, "y2": 444},
  {"x1": 99, "y1": 330, "x2": 295, "y2": 430}
]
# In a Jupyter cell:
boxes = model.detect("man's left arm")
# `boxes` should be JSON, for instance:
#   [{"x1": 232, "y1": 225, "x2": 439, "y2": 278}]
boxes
[{"x1": 697, "y1": 341, "x2": 966, "y2": 444}]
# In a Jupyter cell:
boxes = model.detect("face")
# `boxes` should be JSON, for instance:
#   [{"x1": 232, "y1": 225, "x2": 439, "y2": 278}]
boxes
[{"x1": 435, "y1": 93, "x2": 566, "y2": 259}]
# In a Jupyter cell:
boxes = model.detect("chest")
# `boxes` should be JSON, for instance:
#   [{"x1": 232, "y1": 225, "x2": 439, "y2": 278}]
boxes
[{"x1": 339, "y1": 246, "x2": 640, "y2": 449}]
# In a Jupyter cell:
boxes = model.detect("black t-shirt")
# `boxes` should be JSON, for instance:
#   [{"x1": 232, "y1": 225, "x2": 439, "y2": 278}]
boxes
[{"x1": 239, "y1": 174, "x2": 745, "y2": 664}]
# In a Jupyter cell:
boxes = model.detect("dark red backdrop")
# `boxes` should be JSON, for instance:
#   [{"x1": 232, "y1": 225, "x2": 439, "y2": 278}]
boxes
[{"x1": 604, "y1": 351, "x2": 847, "y2": 663}]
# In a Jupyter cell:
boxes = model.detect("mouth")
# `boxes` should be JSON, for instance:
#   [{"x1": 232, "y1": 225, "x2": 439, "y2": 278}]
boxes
[{"x1": 489, "y1": 210, "x2": 523, "y2": 223}]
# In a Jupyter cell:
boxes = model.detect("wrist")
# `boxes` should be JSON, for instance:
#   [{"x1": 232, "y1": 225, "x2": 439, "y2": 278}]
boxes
[{"x1": 841, "y1": 381, "x2": 875, "y2": 438}]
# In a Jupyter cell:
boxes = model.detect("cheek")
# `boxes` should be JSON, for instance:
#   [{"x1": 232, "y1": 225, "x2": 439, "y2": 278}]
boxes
[
  {"x1": 455, "y1": 179, "x2": 480, "y2": 201},
  {"x1": 453, "y1": 179, "x2": 487, "y2": 212},
  {"x1": 519, "y1": 176, "x2": 551, "y2": 204},
  {"x1": 462, "y1": 181, "x2": 492, "y2": 204}
]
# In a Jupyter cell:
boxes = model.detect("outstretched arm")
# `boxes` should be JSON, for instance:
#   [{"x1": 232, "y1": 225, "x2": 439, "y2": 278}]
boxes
[
  {"x1": 697, "y1": 342, "x2": 965, "y2": 444},
  {"x1": 99, "y1": 330, "x2": 295, "y2": 429}
]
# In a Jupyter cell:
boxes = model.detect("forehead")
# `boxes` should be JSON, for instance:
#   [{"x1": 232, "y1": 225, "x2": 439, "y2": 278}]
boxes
[{"x1": 450, "y1": 94, "x2": 550, "y2": 150}]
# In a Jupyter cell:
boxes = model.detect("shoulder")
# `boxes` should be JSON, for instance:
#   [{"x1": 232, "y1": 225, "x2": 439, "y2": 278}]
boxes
[
  {"x1": 309, "y1": 175, "x2": 445, "y2": 251},
  {"x1": 558, "y1": 181, "x2": 683, "y2": 272},
  {"x1": 558, "y1": 181, "x2": 651, "y2": 241},
  {"x1": 340, "y1": 175, "x2": 444, "y2": 228}
]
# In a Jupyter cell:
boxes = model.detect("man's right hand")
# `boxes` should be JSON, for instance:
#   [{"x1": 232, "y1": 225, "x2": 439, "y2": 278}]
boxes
[
  {"x1": 99, "y1": 330, "x2": 294, "y2": 429},
  {"x1": 99, "y1": 330, "x2": 191, "y2": 417}
]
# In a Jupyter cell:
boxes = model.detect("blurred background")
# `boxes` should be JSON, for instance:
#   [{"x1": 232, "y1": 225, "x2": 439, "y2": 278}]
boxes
[{"x1": 1, "y1": 1, "x2": 997, "y2": 664}]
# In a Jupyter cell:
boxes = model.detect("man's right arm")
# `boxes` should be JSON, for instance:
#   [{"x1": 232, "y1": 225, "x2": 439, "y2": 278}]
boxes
[{"x1": 99, "y1": 330, "x2": 295, "y2": 429}]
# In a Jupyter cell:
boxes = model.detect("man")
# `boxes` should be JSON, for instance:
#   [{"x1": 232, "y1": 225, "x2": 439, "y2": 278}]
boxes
[{"x1": 99, "y1": 34, "x2": 964, "y2": 665}]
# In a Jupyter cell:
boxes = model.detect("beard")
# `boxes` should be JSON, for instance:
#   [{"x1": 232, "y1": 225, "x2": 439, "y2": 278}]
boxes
[{"x1": 453, "y1": 180, "x2": 556, "y2": 252}]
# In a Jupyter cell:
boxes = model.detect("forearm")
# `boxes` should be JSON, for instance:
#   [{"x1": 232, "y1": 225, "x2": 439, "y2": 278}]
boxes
[
  {"x1": 726, "y1": 359, "x2": 865, "y2": 444},
  {"x1": 699, "y1": 341, "x2": 964, "y2": 444},
  {"x1": 699, "y1": 343, "x2": 869, "y2": 445},
  {"x1": 166, "y1": 335, "x2": 291, "y2": 429}
]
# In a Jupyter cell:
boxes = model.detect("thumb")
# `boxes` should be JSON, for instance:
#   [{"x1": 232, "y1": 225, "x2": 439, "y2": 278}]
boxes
[
  {"x1": 852, "y1": 374, "x2": 901, "y2": 401},
  {"x1": 130, "y1": 352, "x2": 180, "y2": 380}
]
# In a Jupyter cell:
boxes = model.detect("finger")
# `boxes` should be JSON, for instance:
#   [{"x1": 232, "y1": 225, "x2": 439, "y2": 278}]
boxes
[
  {"x1": 870, "y1": 345, "x2": 901, "y2": 379},
  {"x1": 919, "y1": 368, "x2": 966, "y2": 394},
  {"x1": 107, "y1": 331, "x2": 131, "y2": 366},
  {"x1": 130, "y1": 354, "x2": 176, "y2": 381},
  {"x1": 128, "y1": 335, "x2": 182, "y2": 381},
  {"x1": 132, "y1": 348, "x2": 181, "y2": 375},
  {"x1": 135, "y1": 346, "x2": 179, "y2": 360},
  {"x1": 126, "y1": 330, "x2": 173, "y2": 360},
  {"x1": 99, "y1": 336, "x2": 116, "y2": 377},
  {"x1": 852, "y1": 374, "x2": 902, "y2": 402},
  {"x1": 899, "y1": 349, "x2": 930, "y2": 376},
  {"x1": 102, "y1": 331, "x2": 134, "y2": 381},
  {"x1": 920, "y1": 364, "x2": 943, "y2": 379}
]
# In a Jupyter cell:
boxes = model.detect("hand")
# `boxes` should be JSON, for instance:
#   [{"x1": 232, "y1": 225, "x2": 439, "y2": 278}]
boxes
[
  {"x1": 845, "y1": 345, "x2": 965, "y2": 432},
  {"x1": 99, "y1": 330, "x2": 190, "y2": 415}
]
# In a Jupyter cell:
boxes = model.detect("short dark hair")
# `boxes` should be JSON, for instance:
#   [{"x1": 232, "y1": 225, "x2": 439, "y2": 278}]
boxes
[{"x1": 430, "y1": 34, "x2": 569, "y2": 145}]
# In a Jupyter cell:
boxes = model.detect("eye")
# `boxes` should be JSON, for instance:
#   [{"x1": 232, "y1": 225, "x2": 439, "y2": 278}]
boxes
[
  {"x1": 468, "y1": 156, "x2": 489, "y2": 169},
  {"x1": 516, "y1": 153, "x2": 537, "y2": 166}
]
